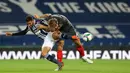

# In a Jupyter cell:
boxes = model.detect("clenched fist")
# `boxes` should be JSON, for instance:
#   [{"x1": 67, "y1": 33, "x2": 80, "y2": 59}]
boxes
[
  {"x1": 6, "y1": 32, "x2": 12, "y2": 36},
  {"x1": 34, "y1": 14, "x2": 39, "y2": 18}
]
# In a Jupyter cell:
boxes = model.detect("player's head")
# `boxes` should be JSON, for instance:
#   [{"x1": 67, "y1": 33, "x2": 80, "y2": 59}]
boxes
[
  {"x1": 48, "y1": 18, "x2": 58, "y2": 32},
  {"x1": 26, "y1": 15, "x2": 35, "y2": 27}
]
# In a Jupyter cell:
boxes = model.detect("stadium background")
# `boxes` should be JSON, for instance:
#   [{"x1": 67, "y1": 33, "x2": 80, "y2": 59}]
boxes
[
  {"x1": 0, "y1": 0, "x2": 130, "y2": 60},
  {"x1": 0, "y1": 0, "x2": 130, "y2": 73}
]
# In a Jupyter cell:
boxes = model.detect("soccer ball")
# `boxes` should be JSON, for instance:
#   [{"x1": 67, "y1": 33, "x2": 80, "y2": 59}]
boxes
[{"x1": 82, "y1": 32, "x2": 93, "y2": 42}]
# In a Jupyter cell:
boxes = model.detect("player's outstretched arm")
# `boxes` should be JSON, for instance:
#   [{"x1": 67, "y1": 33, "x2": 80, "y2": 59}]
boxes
[
  {"x1": 6, "y1": 32, "x2": 13, "y2": 36},
  {"x1": 6, "y1": 26, "x2": 28, "y2": 36}
]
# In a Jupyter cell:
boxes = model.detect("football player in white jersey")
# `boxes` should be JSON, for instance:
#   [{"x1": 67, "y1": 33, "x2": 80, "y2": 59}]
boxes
[
  {"x1": 5, "y1": 15, "x2": 63, "y2": 71},
  {"x1": 41, "y1": 18, "x2": 64, "y2": 71}
]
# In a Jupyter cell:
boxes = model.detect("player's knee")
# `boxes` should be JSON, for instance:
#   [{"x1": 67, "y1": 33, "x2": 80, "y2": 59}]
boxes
[
  {"x1": 71, "y1": 35, "x2": 79, "y2": 40},
  {"x1": 57, "y1": 47, "x2": 63, "y2": 50},
  {"x1": 41, "y1": 51, "x2": 47, "y2": 57},
  {"x1": 58, "y1": 40, "x2": 64, "y2": 47},
  {"x1": 57, "y1": 40, "x2": 64, "y2": 50},
  {"x1": 72, "y1": 38, "x2": 82, "y2": 47},
  {"x1": 41, "y1": 47, "x2": 50, "y2": 57}
]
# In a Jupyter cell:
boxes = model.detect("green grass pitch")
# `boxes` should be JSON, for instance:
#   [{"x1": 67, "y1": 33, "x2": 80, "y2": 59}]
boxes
[{"x1": 0, "y1": 59, "x2": 129, "y2": 73}]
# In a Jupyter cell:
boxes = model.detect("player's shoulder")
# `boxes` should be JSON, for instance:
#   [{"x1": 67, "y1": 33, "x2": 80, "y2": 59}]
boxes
[
  {"x1": 51, "y1": 14, "x2": 62, "y2": 17},
  {"x1": 51, "y1": 14, "x2": 66, "y2": 20}
]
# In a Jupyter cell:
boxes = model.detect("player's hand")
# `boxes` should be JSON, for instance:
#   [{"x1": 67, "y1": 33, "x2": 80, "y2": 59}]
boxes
[
  {"x1": 43, "y1": 14, "x2": 51, "y2": 18},
  {"x1": 34, "y1": 14, "x2": 39, "y2": 18},
  {"x1": 6, "y1": 32, "x2": 12, "y2": 36}
]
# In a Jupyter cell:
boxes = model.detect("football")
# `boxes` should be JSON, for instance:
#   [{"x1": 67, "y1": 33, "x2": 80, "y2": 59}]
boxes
[{"x1": 82, "y1": 32, "x2": 93, "y2": 42}]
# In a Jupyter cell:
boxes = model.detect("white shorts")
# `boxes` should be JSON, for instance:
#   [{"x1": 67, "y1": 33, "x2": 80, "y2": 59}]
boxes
[{"x1": 41, "y1": 32, "x2": 56, "y2": 51}]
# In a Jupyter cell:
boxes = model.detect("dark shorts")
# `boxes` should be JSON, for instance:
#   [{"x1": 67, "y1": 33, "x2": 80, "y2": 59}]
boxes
[
  {"x1": 65, "y1": 27, "x2": 77, "y2": 37},
  {"x1": 60, "y1": 27, "x2": 77, "y2": 39},
  {"x1": 60, "y1": 25, "x2": 77, "y2": 40}
]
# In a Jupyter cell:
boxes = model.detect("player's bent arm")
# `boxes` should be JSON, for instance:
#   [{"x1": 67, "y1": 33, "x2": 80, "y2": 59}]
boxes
[
  {"x1": 34, "y1": 14, "x2": 40, "y2": 18},
  {"x1": 34, "y1": 14, "x2": 51, "y2": 19},
  {"x1": 34, "y1": 14, "x2": 51, "y2": 18},
  {"x1": 6, "y1": 26, "x2": 28, "y2": 36},
  {"x1": 37, "y1": 24, "x2": 50, "y2": 32},
  {"x1": 40, "y1": 14, "x2": 51, "y2": 18}
]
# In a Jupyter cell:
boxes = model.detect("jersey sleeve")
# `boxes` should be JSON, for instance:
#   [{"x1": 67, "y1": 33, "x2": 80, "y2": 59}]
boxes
[
  {"x1": 12, "y1": 26, "x2": 28, "y2": 36},
  {"x1": 39, "y1": 19, "x2": 48, "y2": 26}
]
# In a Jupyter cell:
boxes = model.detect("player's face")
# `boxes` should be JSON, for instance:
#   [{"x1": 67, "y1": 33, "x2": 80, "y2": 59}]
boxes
[{"x1": 27, "y1": 20, "x2": 34, "y2": 27}]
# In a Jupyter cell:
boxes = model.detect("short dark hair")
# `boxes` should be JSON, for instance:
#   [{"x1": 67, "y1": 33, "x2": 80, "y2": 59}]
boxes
[{"x1": 26, "y1": 15, "x2": 34, "y2": 22}]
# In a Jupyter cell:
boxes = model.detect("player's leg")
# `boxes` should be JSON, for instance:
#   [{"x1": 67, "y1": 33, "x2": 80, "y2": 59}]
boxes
[
  {"x1": 58, "y1": 16, "x2": 86, "y2": 58},
  {"x1": 71, "y1": 35, "x2": 93, "y2": 63},
  {"x1": 41, "y1": 46, "x2": 59, "y2": 64},
  {"x1": 61, "y1": 18, "x2": 93, "y2": 63},
  {"x1": 41, "y1": 33, "x2": 63, "y2": 71},
  {"x1": 71, "y1": 35, "x2": 85, "y2": 56},
  {"x1": 52, "y1": 31, "x2": 64, "y2": 71},
  {"x1": 52, "y1": 31, "x2": 64, "y2": 63},
  {"x1": 62, "y1": 27, "x2": 86, "y2": 58},
  {"x1": 41, "y1": 46, "x2": 63, "y2": 67},
  {"x1": 56, "y1": 40, "x2": 64, "y2": 63},
  {"x1": 54, "y1": 40, "x2": 64, "y2": 71},
  {"x1": 61, "y1": 26, "x2": 93, "y2": 63}
]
